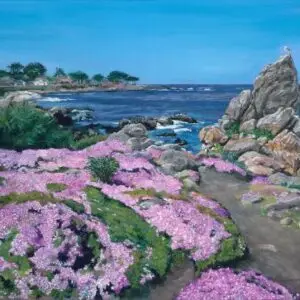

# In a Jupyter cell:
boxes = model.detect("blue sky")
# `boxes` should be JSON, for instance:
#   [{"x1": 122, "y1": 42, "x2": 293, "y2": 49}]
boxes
[{"x1": 0, "y1": 0, "x2": 300, "y2": 83}]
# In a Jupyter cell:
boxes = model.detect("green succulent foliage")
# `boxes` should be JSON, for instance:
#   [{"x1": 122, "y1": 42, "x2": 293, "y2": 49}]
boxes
[
  {"x1": 88, "y1": 156, "x2": 119, "y2": 183},
  {"x1": 225, "y1": 121, "x2": 240, "y2": 138},
  {"x1": 64, "y1": 199, "x2": 85, "y2": 214},
  {"x1": 46, "y1": 183, "x2": 67, "y2": 192},
  {"x1": 222, "y1": 151, "x2": 240, "y2": 163},
  {"x1": 0, "y1": 104, "x2": 73, "y2": 150},
  {"x1": 86, "y1": 187, "x2": 171, "y2": 288},
  {"x1": 0, "y1": 176, "x2": 5, "y2": 186},
  {"x1": 72, "y1": 135, "x2": 107, "y2": 150}
]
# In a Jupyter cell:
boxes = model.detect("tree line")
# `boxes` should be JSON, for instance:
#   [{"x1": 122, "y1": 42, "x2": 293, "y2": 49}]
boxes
[{"x1": 0, "y1": 62, "x2": 139, "y2": 84}]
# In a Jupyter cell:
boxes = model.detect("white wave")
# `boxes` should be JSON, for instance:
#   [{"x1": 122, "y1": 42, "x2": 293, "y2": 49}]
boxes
[
  {"x1": 38, "y1": 97, "x2": 75, "y2": 102},
  {"x1": 156, "y1": 123, "x2": 183, "y2": 130},
  {"x1": 204, "y1": 87, "x2": 213, "y2": 91},
  {"x1": 174, "y1": 128, "x2": 192, "y2": 133},
  {"x1": 173, "y1": 120, "x2": 188, "y2": 125}
]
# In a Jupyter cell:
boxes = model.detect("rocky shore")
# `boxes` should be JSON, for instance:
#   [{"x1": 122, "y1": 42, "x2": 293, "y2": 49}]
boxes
[
  {"x1": 1, "y1": 55, "x2": 300, "y2": 299},
  {"x1": 199, "y1": 54, "x2": 300, "y2": 230}
]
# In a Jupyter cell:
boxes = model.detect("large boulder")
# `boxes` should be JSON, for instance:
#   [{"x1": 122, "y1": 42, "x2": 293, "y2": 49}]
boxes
[
  {"x1": 199, "y1": 126, "x2": 228, "y2": 145},
  {"x1": 123, "y1": 124, "x2": 147, "y2": 138},
  {"x1": 238, "y1": 151, "x2": 284, "y2": 176},
  {"x1": 223, "y1": 90, "x2": 251, "y2": 122},
  {"x1": 265, "y1": 130, "x2": 300, "y2": 175},
  {"x1": 158, "y1": 150, "x2": 196, "y2": 174},
  {"x1": 0, "y1": 91, "x2": 41, "y2": 107},
  {"x1": 256, "y1": 107, "x2": 295, "y2": 135},
  {"x1": 292, "y1": 116, "x2": 300, "y2": 137},
  {"x1": 240, "y1": 119, "x2": 256, "y2": 133},
  {"x1": 223, "y1": 138, "x2": 260, "y2": 156},
  {"x1": 251, "y1": 54, "x2": 299, "y2": 118}
]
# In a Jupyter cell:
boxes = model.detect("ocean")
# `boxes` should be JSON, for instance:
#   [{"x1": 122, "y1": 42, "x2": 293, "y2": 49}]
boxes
[{"x1": 37, "y1": 84, "x2": 251, "y2": 153}]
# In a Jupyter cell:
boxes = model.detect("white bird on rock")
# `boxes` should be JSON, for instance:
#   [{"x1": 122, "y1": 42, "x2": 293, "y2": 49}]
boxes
[{"x1": 282, "y1": 46, "x2": 292, "y2": 55}]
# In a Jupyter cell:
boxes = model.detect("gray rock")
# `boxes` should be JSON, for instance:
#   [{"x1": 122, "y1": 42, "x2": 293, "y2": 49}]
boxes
[
  {"x1": 256, "y1": 107, "x2": 295, "y2": 135},
  {"x1": 183, "y1": 178, "x2": 200, "y2": 191},
  {"x1": 241, "y1": 192, "x2": 263, "y2": 204},
  {"x1": 240, "y1": 119, "x2": 257, "y2": 133},
  {"x1": 252, "y1": 54, "x2": 300, "y2": 117},
  {"x1": 224, "y1": 89, "x2": 251, "y2": 121},
  {"x1": 266, "y1": 193, "x2": 300, "y2": 211},
  {"x1": 139, "y1": 198, "x2": 166, "y2": 210},
  {"x1": 223, "y1": 138, "x2": 260, "y2": 156},
  {"x1": 157, "y1": 116, "x2": 173, "y2": 126},
  {"x1": 127, "y1": 137, "x2": 152, "y2": 151},
  {"x1": 280, "y1": 217, "x2": 293, "y2": 226},
  {"x1": 269, "y1": 172, "x2": 300, "y2": 187},
  {"x1": 158, "y1": 150, "x2": 190, "y2": 173},
  {"x1": 292, "y1": 117, "x2": 300, "y2": 137},
  {"x1": 123, "y1": 123, "x2": 147, "y2": 138},
  {"x1": 108, "y1": 131, "x2": 131, "y2": 143}
]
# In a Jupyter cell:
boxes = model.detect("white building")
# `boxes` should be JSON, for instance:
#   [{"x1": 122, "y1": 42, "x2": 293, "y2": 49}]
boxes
[{"x1": 33, "y1": 77, "x2": 49, "y2": 86}]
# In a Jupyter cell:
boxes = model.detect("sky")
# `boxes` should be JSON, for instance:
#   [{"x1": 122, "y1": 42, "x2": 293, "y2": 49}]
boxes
[{"x1": 0, "y1": 0, "x2": 300, "y2": 84}]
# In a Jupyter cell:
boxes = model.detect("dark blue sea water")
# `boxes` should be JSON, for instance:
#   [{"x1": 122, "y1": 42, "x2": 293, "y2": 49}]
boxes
[{"x1": 38, "y1": 85, "x2": 251, "y2": 153}]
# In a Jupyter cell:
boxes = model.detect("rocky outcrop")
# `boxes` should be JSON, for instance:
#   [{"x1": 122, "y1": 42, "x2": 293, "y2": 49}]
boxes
[
  {"x1": 108, "y1": 123, "x2": 153, "y2": 151},
  {"x1": 256, "y1": 107, "x2": 295, "y2": 135},
  {"x1": 200, "y1": 54, "x2": 300, "y2": 176},
  {"x1": 199, "y1": 126, "x2": 228, "y2": 145},
  {"x1": 223, "y1": 138, "x2": 260, "y2": 156},
  {"x1": 157, "y1": 149, "x2": 197, "y2": 174},
  {"x1": 0, "y1": 91, "x2": 41, "y2": 107}
]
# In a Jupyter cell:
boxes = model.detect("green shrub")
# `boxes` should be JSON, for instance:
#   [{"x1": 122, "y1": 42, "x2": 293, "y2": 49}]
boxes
[
  {"x1": 0, "y1": 103, "x2": 74, "y2": 150},
  {"x1": 72, "y1": 135, "x2": 107, "y2": 150},
  {"x1": 225, "y1": 121, "x2": 240, "y2": 138},
  {"x1": 240, "y1": 128, "x2": 274, "y2": 141},
  {"x1": 222, "y1": 151, "x2": 239, "y2": 163},
  {"x1": 88, "y1": 157, "x2": 119, "y2": 183}
]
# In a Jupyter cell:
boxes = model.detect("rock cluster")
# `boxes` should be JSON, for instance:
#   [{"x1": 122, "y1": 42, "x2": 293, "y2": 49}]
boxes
[
  {"x1": 199, "y1": 54, "x2": 300, "y2": 176},
  {"x1": 0, "y1": 91, "x2": 41, "y2": 107}
]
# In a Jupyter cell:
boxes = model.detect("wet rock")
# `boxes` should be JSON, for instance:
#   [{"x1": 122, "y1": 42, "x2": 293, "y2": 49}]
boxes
[
  {"x1": 170, "y1": 113, "x2": 197, "y2": 123},
  {"x1": 157, "y1": 116, "x2": 173, "y2": 126},
  {"x1": 70, "y1": 109, "x2": 93, "y2": 122},
  {"x1": 199, "y1": 126, "x2": 228, "y2": 145},
  {"x1": 256, "y1": 107, "x2": 295, "y2": 135},
  {"x1": 223, "y1": 138, "x2": 260, "y2": 156},
  {"x1": 119, "y1": 116, "x2": 157, "y2": 130},
  {"x1": 53, "y1": 110, "x2": 73, "y2": 126},
  {"x1": 175, "y1": 138, "x2": 188, "y2": 146}
]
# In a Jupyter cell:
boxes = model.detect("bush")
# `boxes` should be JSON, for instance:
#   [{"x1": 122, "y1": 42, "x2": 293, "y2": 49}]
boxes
[
  {"x1": 0, "y1": 103, "x2": 74, "y2": 150},
  {"x1": 72, "y1": 135, "x2": 107, "y2": 150},
  {"x1": 88, "y1": 156, "x2": 119, "y2": 183},
  {"x1": 251, "y1": 128, "x2": 274, "y2": 140},
  {"x1": 225, "y1": 121, "x2": 240, "y2": 138}
]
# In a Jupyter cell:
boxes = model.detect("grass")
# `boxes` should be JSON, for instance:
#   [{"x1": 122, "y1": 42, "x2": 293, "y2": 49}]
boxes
[
  {"x1": 85, "y1": 186, "x2": 172, "y2": 288},
  {"x1": 71, "y1": 135, "x2": 107, "y2": 150},
  {"x1": 0, "y1": 191, "x2": 85, "y2": 215},
  {"x1": 46, "y1": 183, "x2": 67, "y2": 192}
]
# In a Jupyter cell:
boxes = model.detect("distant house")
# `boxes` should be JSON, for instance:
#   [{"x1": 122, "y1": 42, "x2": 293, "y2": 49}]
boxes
[
  {"x1": 33, "y1": 77, "x2": 49, "y2": 86},
  {"x1": 54, "y1": 76, "x2": 73, "y2": 86}
]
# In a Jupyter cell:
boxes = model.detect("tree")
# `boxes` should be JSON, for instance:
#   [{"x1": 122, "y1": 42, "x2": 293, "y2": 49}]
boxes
[
  {"x1": 23, "y1": 62, "x2": 47, "y2": 80},
  {"x1": 54, "y1": 67, "x2": 66, "y2": 77},
  {"x1": 7, "y1": 62, "x2": 24, "y2": 80},
  {"x1": 92, "y1": 74, "x2": 105, "y2": 82},
  {"x1": 69, "y1": 71, "x2": 89, "y2": 84},
  {"x1": 126, "y1": 75, "x2": 139, "y2": 84},
  {"x1": 0, "y1": 70, "x2": 9, "y2": 78},
  {"x1": 107, "y1": 71, "x2": 130, "y2": 83}
]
